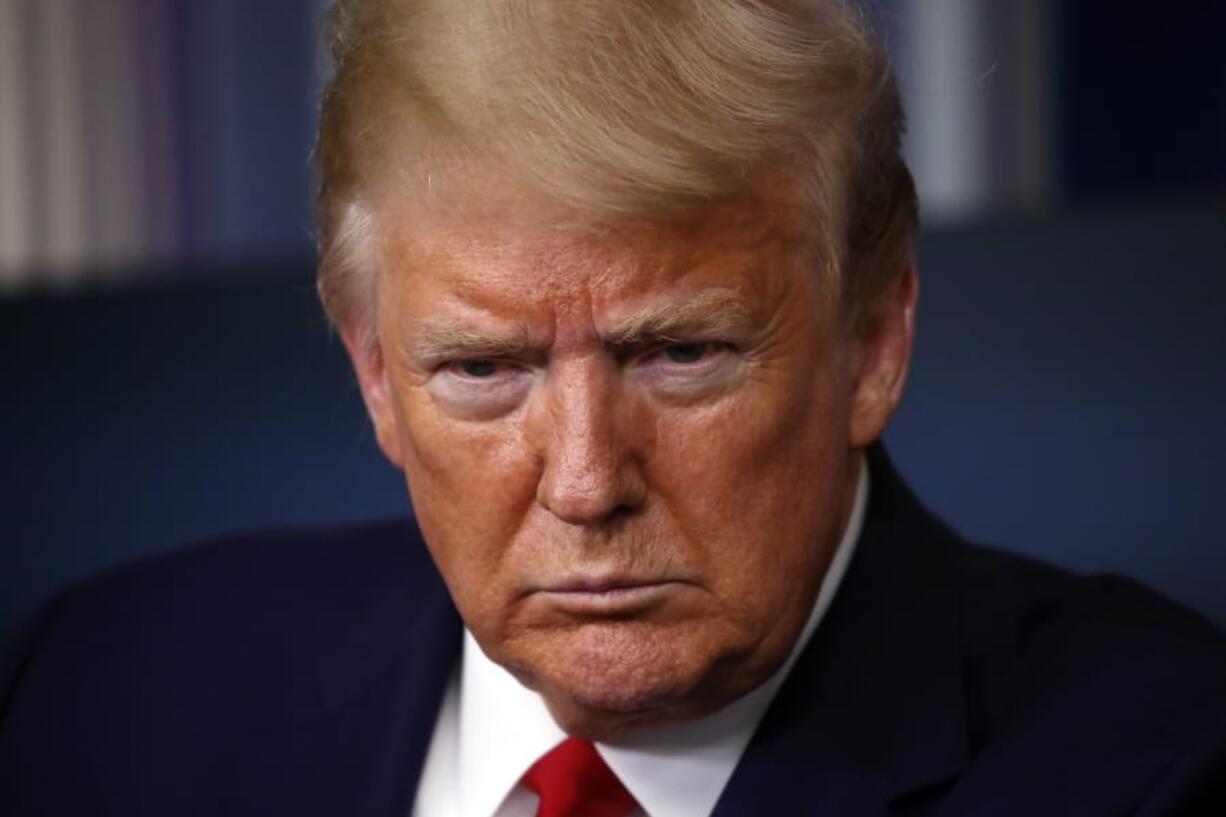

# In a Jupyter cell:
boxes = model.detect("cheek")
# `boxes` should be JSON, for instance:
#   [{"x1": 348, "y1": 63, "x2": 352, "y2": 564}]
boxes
[
  {"x1": 649, "y1": 355, "x2": 851, "y2": 615},
  {"x1": 391, "y1": 388, "x2": 539, "y2": 604}
]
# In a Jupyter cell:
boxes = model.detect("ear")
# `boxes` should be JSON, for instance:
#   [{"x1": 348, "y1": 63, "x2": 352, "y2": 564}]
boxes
[
  {"x1": 848, "y1": 260, "x2": 919, "y2": 447},
  {"x1": 341, "y1": 324, "x2": 406, "y2": 468}
]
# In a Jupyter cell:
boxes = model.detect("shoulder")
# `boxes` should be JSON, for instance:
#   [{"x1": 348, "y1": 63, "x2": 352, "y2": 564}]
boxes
[
  {"x1": 0, "y1": 520, "x2": 460, "y2": 812},
  {"x1": 949, "y1": 541, "x2": 1226, "y2": 810},
  {"x1": 17, "y1": 519, "x2": 431, "y2": 663},
  {"x1": 864, "y1": 445, "x2": 1226, "y2": 765},
  {"x1": 951, "y1": 540, "x2": 1226, "y2": 712},
  {"x1": 1, "y1": 518, "x2": 446, "y2": 730}
]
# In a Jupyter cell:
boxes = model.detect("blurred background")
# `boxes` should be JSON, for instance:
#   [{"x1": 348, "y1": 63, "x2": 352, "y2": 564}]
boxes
[{"x1": 3, "y1": 0, "x2": 1225, "y2": 650}]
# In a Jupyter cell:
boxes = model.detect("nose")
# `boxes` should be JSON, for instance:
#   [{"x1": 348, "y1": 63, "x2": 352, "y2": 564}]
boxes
[{"x1": 533, "y1": 359, "x2": 646, "y2": 524}]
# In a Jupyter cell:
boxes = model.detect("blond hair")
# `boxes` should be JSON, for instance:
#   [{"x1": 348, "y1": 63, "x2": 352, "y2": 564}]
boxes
[{"x1": 315, "y1": 0, "x2": 917, "y2": 332}]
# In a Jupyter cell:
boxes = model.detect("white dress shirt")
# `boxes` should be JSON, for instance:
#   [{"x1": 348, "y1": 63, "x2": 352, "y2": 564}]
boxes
[{"x1": 413, "y1": 462, "x2": 868, "y2": 817}]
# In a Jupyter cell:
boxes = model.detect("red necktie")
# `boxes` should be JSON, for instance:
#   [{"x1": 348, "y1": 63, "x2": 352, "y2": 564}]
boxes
[{"x1": 522, "y1": 737, "x2": 639, "y2": 817}]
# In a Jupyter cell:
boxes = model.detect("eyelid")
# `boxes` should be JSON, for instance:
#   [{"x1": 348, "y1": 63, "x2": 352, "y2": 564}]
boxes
[
  {"x1": 637, "y1": 341, "x2": 737, "y2": 375},
  {"x1": 647, "y1": 339, "x2": 734, "y2": 357},
  {"x1": 439, "y1": 356, "x2": 524, "y2": 378},
  {"x1": 611, "y1": 334, "x2": 730, "y2": 360}
]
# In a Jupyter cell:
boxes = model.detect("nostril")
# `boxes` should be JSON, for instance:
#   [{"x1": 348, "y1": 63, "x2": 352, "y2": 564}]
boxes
[{"x1": 608, "y1": 501, "x2": 640, "y2": 521}]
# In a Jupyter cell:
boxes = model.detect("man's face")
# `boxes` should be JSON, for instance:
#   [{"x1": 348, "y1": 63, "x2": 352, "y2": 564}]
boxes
[{"x1": 348, "y1": 194, "x2": 913, "y2": 738}]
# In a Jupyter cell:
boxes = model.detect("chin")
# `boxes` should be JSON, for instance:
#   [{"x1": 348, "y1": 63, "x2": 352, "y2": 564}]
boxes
[{"x1": 507, "y1": 620, "x2": 750, "y2": 733}]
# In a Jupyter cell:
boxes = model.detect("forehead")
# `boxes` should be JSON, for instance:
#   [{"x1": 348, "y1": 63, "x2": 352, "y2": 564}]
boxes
[{"x1": 373, "y1": 191, "x2": 820, "y2": 315}]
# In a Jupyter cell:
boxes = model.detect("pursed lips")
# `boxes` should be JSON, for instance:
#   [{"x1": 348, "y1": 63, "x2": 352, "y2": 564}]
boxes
[{"x1": 534, "y1": 575, "x2": 692, "y2": 615}]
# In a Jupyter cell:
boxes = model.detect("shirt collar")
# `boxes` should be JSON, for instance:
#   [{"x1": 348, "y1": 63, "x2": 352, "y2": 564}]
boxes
[{"x1": 457, "y1": 459, "x2": 869, "y2": 817}]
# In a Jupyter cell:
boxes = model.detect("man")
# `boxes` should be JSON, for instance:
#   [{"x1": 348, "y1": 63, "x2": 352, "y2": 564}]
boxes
[{"x1": 2, "y1": 0, "x2": 1224, "y2": 814}]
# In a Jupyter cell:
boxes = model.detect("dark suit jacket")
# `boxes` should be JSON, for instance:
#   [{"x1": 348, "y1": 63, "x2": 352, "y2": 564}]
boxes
[{"x1": 3, "y1": 449, "x2": 1225, "y2": 815}]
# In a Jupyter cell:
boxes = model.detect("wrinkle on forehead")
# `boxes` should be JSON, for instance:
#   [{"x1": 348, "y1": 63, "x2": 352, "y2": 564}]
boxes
[{"x1": 377, "y1": 188, "x2": 814, "y2": 296}]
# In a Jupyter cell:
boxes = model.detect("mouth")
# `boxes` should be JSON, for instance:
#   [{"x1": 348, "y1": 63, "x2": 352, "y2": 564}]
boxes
[{"x1": 534, "y1": 577, "x2": 688, "y2": 616}]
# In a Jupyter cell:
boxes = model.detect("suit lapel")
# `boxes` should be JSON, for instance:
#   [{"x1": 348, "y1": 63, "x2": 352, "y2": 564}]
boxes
[{"x1": 713, "y1": 447, "x2": 968, "y2": 815}]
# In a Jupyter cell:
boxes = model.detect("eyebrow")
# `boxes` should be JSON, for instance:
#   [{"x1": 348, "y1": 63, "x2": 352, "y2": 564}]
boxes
[
  {"x1": 401, "y1": 290, "x2": 756, "y2": 363},
  {"x1": 402, "y1": 322, "x2": 535, "y2": 363},
  {"x1": 601, "y1": 290, "x2": 754, "y2": 347}
]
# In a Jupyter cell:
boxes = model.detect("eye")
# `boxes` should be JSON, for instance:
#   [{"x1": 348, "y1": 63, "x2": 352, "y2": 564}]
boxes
[
  {"x1": 430, "y1": 358, "x2": 533, "y2": 419},
  {"x1": 439, "y1": 358, "x2": 521, "y2": 381},
  {"x1": 662, "y1": 342, "x2": 714, "y2": 365},
  {"x1": 638, "y1": 340, "x2": 736, "y2": 380},
  {"x1": 456, "y1": 359, "x2": 500, "y2": 378}
]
